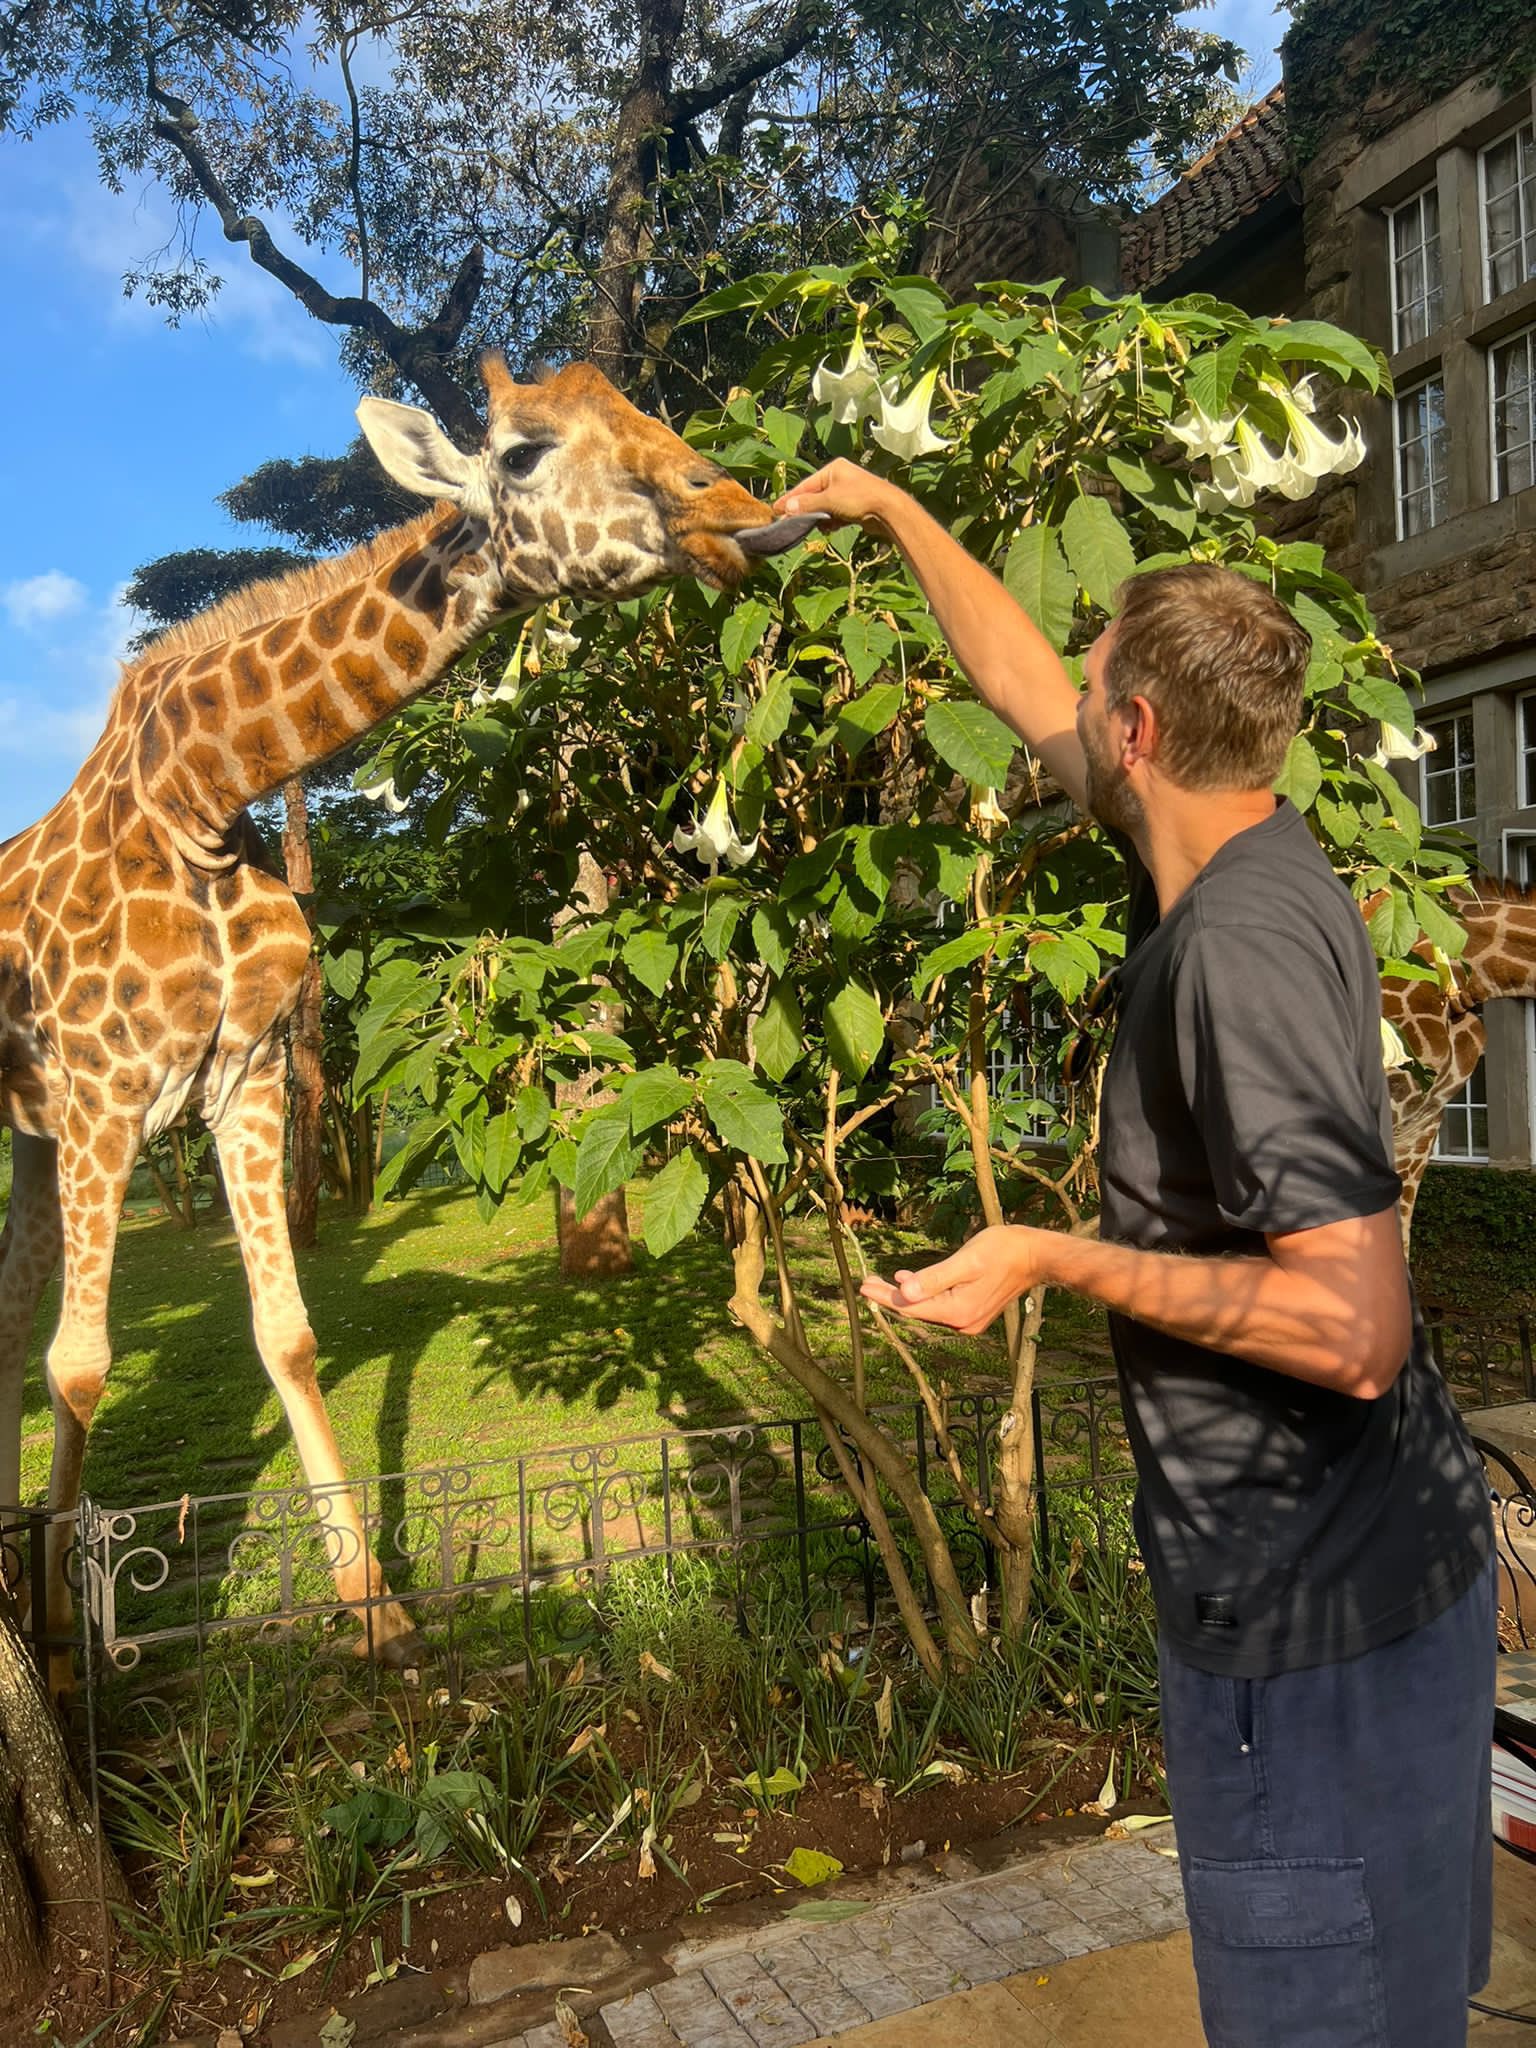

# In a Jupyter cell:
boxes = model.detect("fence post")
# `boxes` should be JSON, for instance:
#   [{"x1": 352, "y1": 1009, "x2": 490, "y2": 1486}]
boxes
[
  {"x1": 1031, "y1": 1386, "x2": 1051, "y2": 1561},
  {"x1": 1520, "y1": 1314, "x2": 1534, "y2": 1403}
]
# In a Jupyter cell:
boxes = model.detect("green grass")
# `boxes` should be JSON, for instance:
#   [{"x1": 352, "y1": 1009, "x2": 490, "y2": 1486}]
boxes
[{"x1": 16, "y1": 1182, "x2": 1113, "y2": 1512}]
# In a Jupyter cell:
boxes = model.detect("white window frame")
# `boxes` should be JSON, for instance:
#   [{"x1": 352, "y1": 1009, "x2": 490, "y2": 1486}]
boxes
[
  {"x1": 1419, "y1": 707, "x2": 1477, "y2": 824},
  {"x1": 1489, "y1": 324, "x2": 1536, "y2": 501},
  {"x1": 1388, "y1": 184, "x2": 1445, "y2": 351},
  {"x1": 1519, "y1": 693, "x2": 1536, "y2": 808},
  {"x1": 1480, "y1": 117, "x2": 1536, "y2": 303},
  {"x1": 1393, "y1": 375, "x2": 1450, "y2": 537},
  {"x1": 1433, "y1": 1056, "x2": 1490, "y2": 1163}
]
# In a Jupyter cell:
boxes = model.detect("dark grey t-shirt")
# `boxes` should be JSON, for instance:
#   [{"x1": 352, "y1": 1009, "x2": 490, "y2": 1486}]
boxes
[{"x1": 1099, "y1": 800, "x2": 1490, "y2": 1677}]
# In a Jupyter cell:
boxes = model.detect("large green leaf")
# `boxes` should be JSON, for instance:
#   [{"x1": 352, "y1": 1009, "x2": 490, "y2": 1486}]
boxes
[
  {"x1": 571, "y1": 1100, "x2": 644, "y2": 1216},
  {"x1": 515, "y1": 1084, "x2": 551, "y2": 1142},
  {"x1": 838, "y1": 614, "x2": 898, "y2": 687},
  {"x1": 836, "y1": 683, "x2": 904, "y2": 756},
  {"x1": 721, "y1": 599, "x2": 773, "y2": 674},
  {"x1": 915, "y1": 925, "x2": 996, "y2": 992},
  {"x1": 700, "y1": 1060, "x2": 786, "y2": 1162},
  {"x1": 1029, "y1": 931, "x2": 1099, "y2": 1003},
  {"x1": 481, "y1": 1109, "x2": 522, "y2": 1194},
  {"x1": 753, "y1": 981, "x2": 804, "y2": 1081},
  {"x1": 641, "y1": 1147, "x2": 710, "y2": 1258},
  {"x1": 1003, "y1": 525, "x2": 1077, "y2": 650},
  {"x1": 747, "y1": 669, "x2": 794, "y2": 747},
  {"x1": 752, "y1": 904, "x2": 794, "y2": 977},
  {"x1": 375, "y1": 1114, "x2": 449, "y2": 1200},
  {"x1": 1263, "y1": 320, "x2": 1384, "y2": 392},
  {"x1": 1061, "y1": 493, "x2": 1136, "y2": 612},
  {"x1": 1347, "y1": 673, "x2": 1416, "y2": 737},
  {"x1": 625, "y1": 1064, "x2": 694, "y2": 1134},
  {"x1": 1273, "y1": 732, "x2": 1323, "y2": 813},
  {"x1": 1412, "y1": 887, "x2": 1467, "y2": 959},
  {"x1": 924, "y1": 700, "x2": 1016, "y2": 789},
  {"x1": 622, "y1": 928, "x2": 679, "y2": 999},
  {"x1": 825, "y1": 979, "x2": 885, "y2": 1081}
]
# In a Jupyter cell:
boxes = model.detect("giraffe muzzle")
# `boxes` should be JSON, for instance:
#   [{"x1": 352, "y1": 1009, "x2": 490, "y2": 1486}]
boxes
[{"x1": 732, "y1": 512, "x2": 830, "y2": 557}]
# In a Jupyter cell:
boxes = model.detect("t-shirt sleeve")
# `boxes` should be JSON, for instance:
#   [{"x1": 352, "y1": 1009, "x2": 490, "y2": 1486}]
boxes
[{"x1": 1171, "y1": 922, "x2": 1401, "y2": 1237}]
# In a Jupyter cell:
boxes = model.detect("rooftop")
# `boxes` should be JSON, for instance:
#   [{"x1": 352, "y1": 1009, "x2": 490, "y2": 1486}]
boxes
[{"x1": 1120, "y1": 85, "x2": 1293, "y2": 293}]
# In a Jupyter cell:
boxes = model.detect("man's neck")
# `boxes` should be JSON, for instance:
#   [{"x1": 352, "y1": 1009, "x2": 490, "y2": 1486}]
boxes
[{"x1": 1129, "y1": 785, "x2": 1280, "y2": 917}]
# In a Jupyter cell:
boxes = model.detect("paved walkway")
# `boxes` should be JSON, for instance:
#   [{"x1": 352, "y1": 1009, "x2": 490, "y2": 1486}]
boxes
[{"x1": 490, "y1": 1826, "x2": 1536, "y2": 2048}]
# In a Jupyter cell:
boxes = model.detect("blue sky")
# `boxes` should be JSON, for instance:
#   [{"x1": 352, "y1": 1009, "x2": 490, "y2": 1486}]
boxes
[{"x1": 0, "y1": 0, "x2": 1286, "y2": 840}]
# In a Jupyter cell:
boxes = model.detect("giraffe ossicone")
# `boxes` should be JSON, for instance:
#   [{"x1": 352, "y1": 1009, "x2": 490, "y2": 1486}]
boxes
[{"x1": 0, "y1": 353, "x2": 803, "y2": 1691}]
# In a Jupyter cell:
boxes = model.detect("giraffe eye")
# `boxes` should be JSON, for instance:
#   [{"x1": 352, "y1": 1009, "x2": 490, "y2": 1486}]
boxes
[{"x1": 501, "y1": 440, "x2": 552, "y2": 479}]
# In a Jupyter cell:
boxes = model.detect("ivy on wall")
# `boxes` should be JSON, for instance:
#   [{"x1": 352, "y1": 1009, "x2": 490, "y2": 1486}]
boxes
[{"x1": 1285, "y1": 0, "x2": 1536, "y2": 164}]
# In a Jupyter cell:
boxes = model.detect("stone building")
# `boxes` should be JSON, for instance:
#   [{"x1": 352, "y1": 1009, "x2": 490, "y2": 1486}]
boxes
[{"x1": 1120, "y1": 12, "x2": 1536, "y2": 1172}]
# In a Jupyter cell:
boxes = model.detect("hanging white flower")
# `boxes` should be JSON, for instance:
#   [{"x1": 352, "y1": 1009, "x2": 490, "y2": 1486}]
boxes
[
  {"x1": 1167, "y1": 404, "x2": 1239, "y2": 462},
  {"x1": 870, "y1": 369, "x2": 952, "y2": 460},
  {"x1": 811, "y1": 338, "x2": 882, "y2": 425},
  {"x1": 970, "y1": 783, "x2": 1007, "y2": 833},
  {"x1": 1262, "y1": 379, "x2": 1366, "y2": 482},
  {"x1": 671, "y1": 778, "x2": 758, "y2": 873},
  {"x1": 1380, "y1": 1018, "x2": 1412, "y2": 1071},
  {"x1": 357, "y1": 770, "x2": 408, "y2": 814},
  {"x1": 1368, "y1": 722, "x2": 1437, "y2": 767}
]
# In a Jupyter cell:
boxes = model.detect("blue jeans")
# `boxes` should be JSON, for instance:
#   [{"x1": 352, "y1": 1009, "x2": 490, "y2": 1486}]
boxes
[{"x1": 1158, "y1": 1559, "x2": 1497, "y2": 2048}]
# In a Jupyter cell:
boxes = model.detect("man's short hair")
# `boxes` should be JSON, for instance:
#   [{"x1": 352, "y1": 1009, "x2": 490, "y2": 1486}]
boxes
[{"x1": 1105, "y1": 563, "x2": 1311, "y2": 791}]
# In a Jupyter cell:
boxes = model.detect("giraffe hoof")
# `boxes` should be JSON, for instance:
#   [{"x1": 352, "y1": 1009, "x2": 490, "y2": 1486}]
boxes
[{"x1": 356, "y1": 1626, "x2": 430, "y2": 1672}]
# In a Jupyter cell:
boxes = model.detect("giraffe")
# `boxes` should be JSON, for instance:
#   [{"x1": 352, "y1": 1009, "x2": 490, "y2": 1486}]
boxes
[
  {"x1": 1382, "y1": 878, "x2": 1536, "y2": 1244},
  {"x1": 0, "y1": 353, "x2": 817, "y2": 1686}
]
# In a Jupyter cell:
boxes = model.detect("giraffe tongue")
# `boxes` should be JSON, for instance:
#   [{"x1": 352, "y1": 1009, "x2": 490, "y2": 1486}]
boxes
[{"x1": 733, "y1": 512, "x2": 829, "y2": 557}]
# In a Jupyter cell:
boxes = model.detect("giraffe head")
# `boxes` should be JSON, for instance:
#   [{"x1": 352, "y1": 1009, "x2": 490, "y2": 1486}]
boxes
[{"x1": 356, "y1": 356, "x2": 819, "y2": 604}]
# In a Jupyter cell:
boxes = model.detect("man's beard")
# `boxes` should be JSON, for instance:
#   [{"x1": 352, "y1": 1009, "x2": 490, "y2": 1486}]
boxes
[{"x1": 1081, "y1": 723, "x2": 1145, "y2": 836}]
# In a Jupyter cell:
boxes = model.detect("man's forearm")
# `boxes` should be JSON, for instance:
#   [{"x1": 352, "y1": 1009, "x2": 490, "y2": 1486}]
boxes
[
  {"x1": 873, "y1": 494, "x2": 1086, "y2": 801},
  {"x1": 1025, "y1": 1225, "x2": 1409, "y2": 1400}
]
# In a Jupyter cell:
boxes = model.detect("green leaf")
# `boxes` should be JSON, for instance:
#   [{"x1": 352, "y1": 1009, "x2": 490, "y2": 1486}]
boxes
[
  {"x1": 837, "y1": 682, "x2": 904, "y2": 756},
  {"x1": 1003, "y1": 525, "x2": 1077, "y2": 650},
  {"x1": 838, "y1": 613, "x2": 898, "y2": 686},
  {"x1": 882, "y1": 279, "x2": 950, "y2": 342},
  {"x1": 1185, "y1": 334, "x2": 1246, "y2": 420},
  {"x1": 762, "y1": 406, "x2": 806, "y2": 461},
  {"x1": 924, "y1": 699, "x2": 1016, "y2": 789},
  {"x1": 322, "y1": 946, "x2": 364, "y2": 1001},
  {"x1": 783, "y1": 1846, "x2": 844, "y2": 1887},
  {"x1": 786, "y1": 1898, "x2": 873, "y2": 1925},
  {"x1": 916, "y1": 925, "x2": 996, "y2": 992},
  {"x1": 625, "y1": 1065, "x2": 693, "y2": 1134},
  {"x1": 702, "y1": 892, "x2": 742, "y2": 960},
  {"x1": 700, "y1": 1061, "x2": 787, "y2": 1162},
  {"x1": 1061, "y1": 493, "x2": 1136, "y2": 612},
  {"x1": 826, "y1": 979, "x2": 885, "y2": 1081},
  {"x1": 747, "y1": 669, "x2": 794, "y2": 747},
  {"x1": 1273, "y1": 732, "x2": 1323, "y2": 812},
  {"x1": 460, "y1": 715, "x2": 511, "y2": 768},
  {"x1": 571, "y1": 1100, "x2": 643, "y2": 1216},
  {"x1": 794, "y1": 585, "x2": 846, "y2": 632},
  {"x1": 1347, "y1": 673, "x2": 1416, "y2": 737},
  {"x1": 516, "y1": 1083, "x2": 551, "y2": 1142},
  {"x1": 734, "y1": 1766, "x2": 803, "y2": 1799},
  {"x1": 721, "y1": 599, "x2": 773, "y2": 674},
  {"x1": 753, "y1": 981, "x2": 804, "y2": 1081},
  {"x1": 1263, "y1": 320, "x2": 1383, "y2": 392},
  {"x1": 622, "y1": 928, "x2": 680, "y2": 999},
  {"x1": 1106, "y1": 453, "x2": 1197, "y2": 539},
  {"x1": 375, "y1": 1115, "x2": 449, "y2": 1200},
  {"x1": 1366, "y1": 889, "x2": 1420, "y2": 961},
  {"x1": 481, "y1": 1109, "x2": 521, "y2": 1194},
  {"x1": 1412, "y1": 887, "x2": 1467, "y2": 959},
  {"x1": 641, "y1": 1147, "x2": 710, "y2": 1258},
  {"x1": 1029, "y1": 932, "x2": 1099, "y2": 1003},
  {"x1": 752, "y1": 904, "x2": 794, "y2": 977}
]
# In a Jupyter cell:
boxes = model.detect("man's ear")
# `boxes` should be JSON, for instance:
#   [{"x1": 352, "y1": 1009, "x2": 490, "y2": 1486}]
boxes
[
  {"x1": 1123, "y1": 692, "x2": 1159, "y2": 769},
  {"x1": 357, "y1": 397, "x2": 475, "y2": 500}
]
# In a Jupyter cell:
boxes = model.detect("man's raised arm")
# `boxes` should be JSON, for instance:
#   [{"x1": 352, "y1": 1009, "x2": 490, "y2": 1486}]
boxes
[{"x1": 776, "y1": 461, "x2": 1087, "y2": 808}]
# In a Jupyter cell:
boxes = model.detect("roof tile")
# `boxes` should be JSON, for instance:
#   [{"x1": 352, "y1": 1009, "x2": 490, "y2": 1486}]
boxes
[{"x1": 1121, "y1": 85, "x2": 1292, "y2": 292}]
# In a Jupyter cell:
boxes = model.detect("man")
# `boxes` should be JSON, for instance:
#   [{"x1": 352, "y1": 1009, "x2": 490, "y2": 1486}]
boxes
[{"x1": 775, "y1": 459, "x2": 1495, "y2": 2048}]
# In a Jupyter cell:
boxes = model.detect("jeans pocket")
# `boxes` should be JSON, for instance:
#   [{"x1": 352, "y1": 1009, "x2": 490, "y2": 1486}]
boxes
[{"x1": 1184, "y1": 1857, "x2": 1387, "y2": 2048}]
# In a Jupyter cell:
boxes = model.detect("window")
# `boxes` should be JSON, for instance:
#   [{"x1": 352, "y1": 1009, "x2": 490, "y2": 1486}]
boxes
[
  {"x1": 1482, "y1": 120, "x2": 1536, "y2": 300},
  {"x1": 1390, "y1": 186, "x2": 1444, "y2": 348},
  {"x1": 1434, "y1": 1057, "x2": 1490, "y2": 1162},
  {"x1": 1394, "y1": 378, "x2": 1449, "y2": 534},
  {"x1": 1420, "y1": 709, "x2": 1476, "y2": 823},
  {"x1": 1521, "y1": 695, "x2": 1536, "y2": 808},
  {"x1": 1491, "y1": 327, "x2": 1536, "y2": 498}
]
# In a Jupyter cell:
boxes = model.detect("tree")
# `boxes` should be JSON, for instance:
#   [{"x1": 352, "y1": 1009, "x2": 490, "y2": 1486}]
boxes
[{"x1": 341, "y1": 247, "x2": 1466, "y2": 1670}]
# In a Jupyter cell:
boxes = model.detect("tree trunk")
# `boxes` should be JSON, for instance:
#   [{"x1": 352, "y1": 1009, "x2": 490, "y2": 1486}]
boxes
[
  {"x1": 281, "y1": 776, "x2": 325, "y2": 1252},
  {"x1": 0, "y1": 1604, "x2": 127, "y2": 2016},
  {"x1": 171, "y1": 1130, "x2": 197, "y2": 1229},
  {"x1": 589, "y1": 0, "x2": 687, "y2": 380},
  {"x1": 143, "y1": 1155, "x2": 188, "y2": 1228}
]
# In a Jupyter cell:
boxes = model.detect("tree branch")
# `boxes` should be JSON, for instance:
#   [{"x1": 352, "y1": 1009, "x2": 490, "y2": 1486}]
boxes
[
  {"x1": 148, "y1": 81, "x2": 485, "y2": 443},
  {"x1": 670, "y1": 3, "x2": 823, "y2": 124}
]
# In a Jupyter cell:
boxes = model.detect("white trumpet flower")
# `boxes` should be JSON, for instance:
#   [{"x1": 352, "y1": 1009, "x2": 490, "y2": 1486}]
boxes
[
  {"x1": 812, "y1": 338, "x2": 882, "y2": 424},
  {"x1": 1380, "y1": 1018, "x2": 1412, "y2": 1071},
  {"x1": 1263, "y1": 379, "x2": 1366, "y2": 481},
  {"x1": 870, "y1": 369, "x2": 952, "y2": 460},
  {"x1": 357, "y1": 770, "x2": 408, "y2": 814},
  {"x1": 671, "y1": 778, "x2": 758, "y2": 873},
  {"x1": 1368, "y1": 722, "x2": 1437, "y2": 767},
  {"x1": 1167, "y1": 404, "x2": 1239, "y2": 461}
]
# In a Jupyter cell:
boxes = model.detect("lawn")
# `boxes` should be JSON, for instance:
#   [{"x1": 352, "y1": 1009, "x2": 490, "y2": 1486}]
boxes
[{"x1": 15, "y1": 1181, "x2": 1114, "y2": 1514}]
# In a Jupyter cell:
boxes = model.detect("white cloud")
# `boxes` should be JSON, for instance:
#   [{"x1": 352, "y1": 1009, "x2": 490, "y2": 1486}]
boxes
[
  {"x1": 3, "y1": 570, "x2": 88, "y2": 630},
  {"x1": 0, "y1": 581, "x2": 135, "y2": 811}
]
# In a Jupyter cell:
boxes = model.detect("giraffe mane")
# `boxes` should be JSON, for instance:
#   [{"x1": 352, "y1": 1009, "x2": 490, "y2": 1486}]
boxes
[{"x1": 124, "y1": 507, "x2": 447, "y2": 680}]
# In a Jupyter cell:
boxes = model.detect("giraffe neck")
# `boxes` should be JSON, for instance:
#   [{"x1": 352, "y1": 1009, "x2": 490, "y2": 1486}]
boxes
[
  {"x1": 123, "y1": 506, "x2": 528, "y2": 853},
  {"x1": 1455, "y1": 890, "x2": 1536, "y2": 1003}
]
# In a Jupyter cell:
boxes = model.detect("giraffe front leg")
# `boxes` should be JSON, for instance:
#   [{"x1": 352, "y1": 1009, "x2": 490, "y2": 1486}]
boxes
[
  {"x1": 210, "y1": 1051, "x2": 425, "y2": 1668},
  {"x1": 0, "y1": 1134, "x2": 63, "y2": 1611},
  {"x1": 43, "y1": 1108, "x2": 139, "y2": 1696}
]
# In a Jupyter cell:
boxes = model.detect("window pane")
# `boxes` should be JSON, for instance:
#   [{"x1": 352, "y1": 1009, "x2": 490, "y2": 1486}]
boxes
[
  {"x1": 1396, "y1": 378, "x2": 1447, "y2": 534},
  {"x1": 1392, "y1": 189, "x2": 1445, "y2": 350},
  {"x1": 1484, "y1": 124, "x2": 1536, "y2": 300},
  {"x1": 1492, "y1": 331, "x2": 1536, "y2": 499},
  {"x1": 1421, "y1": 710, "x2": 1475, "y2": 823},
  {"x1": 1522, "y1": 695, "x2": 1536, "y2": 806},
  {"x1": 1435, "y1": 1057, "x2": 1489, "y2": 1161}
]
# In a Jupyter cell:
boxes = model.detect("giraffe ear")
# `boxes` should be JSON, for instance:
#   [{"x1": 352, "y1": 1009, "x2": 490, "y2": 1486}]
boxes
[{"x1": 357, "y1": 397, "x2": 475, "y2": 501}]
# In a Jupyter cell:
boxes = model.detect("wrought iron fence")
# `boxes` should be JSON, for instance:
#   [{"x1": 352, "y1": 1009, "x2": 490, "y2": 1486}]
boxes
[{"x1": 1428, "y1": 1312, "x2": 1536, "y2": 1408}]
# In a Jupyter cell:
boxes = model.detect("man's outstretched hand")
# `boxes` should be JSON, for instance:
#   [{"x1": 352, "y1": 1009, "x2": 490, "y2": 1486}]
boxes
[
  {"x1": 774, "y1": 459, "x2": 907, "y2": 534},
  {"x1": 860, "y1": 1224, "x2": 1044, "y2": 1336}
]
